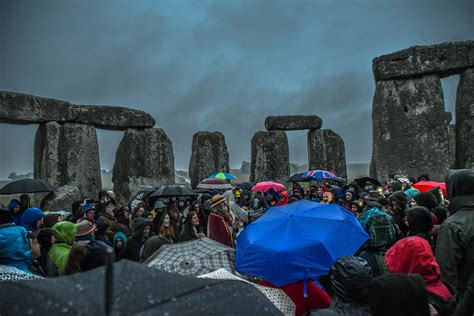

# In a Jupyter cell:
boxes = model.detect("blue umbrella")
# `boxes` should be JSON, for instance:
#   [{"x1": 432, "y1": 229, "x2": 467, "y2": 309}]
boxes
[{"x1": 236, "y1": 200, "x2": 369, "y2": 287}]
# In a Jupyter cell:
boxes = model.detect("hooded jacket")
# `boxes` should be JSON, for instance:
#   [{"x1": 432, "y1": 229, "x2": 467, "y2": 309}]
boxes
[
  {"x1": 436, "y1": 169, "x2": 474, "y2": 295},
  {"x1": 313, "y1": 256, "x2": 372, "y2": 316},
  {"x1": 413, "y1": 192, "x2": 439, "y2": 210},
  {"x1": 406, "y1": 207, "x2": 434, "y2": 247},
  {"x1": 0, "y1": 224, "x2": 32, "y2": 272},
  {"x1": 7, "y1": 199, "x2": 22, "y2": 226},
  {"x1": 20, "y1": 208, "x2": 45, "y2": 232},
  {"x1": 113, "y1": 231, "x2": 128, "y2": 260},
  {"x1": 48, "y1": 221, "x2": 77, "y2": 276},
  {"x1": 386, "y1": 237, "x2": 452, "y2": 301},
  {"x1": 120, "y1": 217, "x2": 151, "y2": 262}
]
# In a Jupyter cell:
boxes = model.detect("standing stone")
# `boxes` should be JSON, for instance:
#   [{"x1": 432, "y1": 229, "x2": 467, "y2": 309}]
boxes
[
  {"x1": 265, "y1": 115, "x2": 322, "y2": 131},
  {"x1": 250, "y1": 131, "x2": 289, "y2": 183},
  {"x1": 113, "y1": 128, "x2": 175, "y2": 204},
  {"x1": 370, "y1": 75, "x2": 451, "y2": 181},
  {"x1": 34, "y1": 122, "x2": 102, "y2": 198},
  {"x1": 189, "y1": 132, "x2": 229, "y2": 188},
  {"x1": 308, "y1": 129, "x2": 347, "y2": 180},
  {"x1": 456, "y1": 68, "x2": 474, "y2": 169}
]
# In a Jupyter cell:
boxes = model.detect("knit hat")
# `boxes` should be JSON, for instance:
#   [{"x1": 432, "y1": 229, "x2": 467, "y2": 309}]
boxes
[
  {"x1": 413, "y1": 192, "x2": 438, "y2": 210},
  {"x1": 76, "y1": 220, "x2": 97, "y2": 237},
  {"x1": 82, "y1": 204, "x2": 95, "y2": 213},
  {"x1": 154, "y1": 200, "x2": 166, "y2": 209}
]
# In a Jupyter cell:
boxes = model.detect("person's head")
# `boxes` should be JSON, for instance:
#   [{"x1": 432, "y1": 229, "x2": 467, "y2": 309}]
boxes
[
  {"x1": 177, "y1": 198, "x2": 186, "y2": 210},
  {"x1": 79, "y1": 241, "x2": 111, "y2": 272},
  {"x1": 52, "y1": 221, "x2": 77, "y2": 246},
  {"x1": 409, "y1": 198, "x2": 418, "y2": 208},
  {"x1": 82, "y1": 204, "x2": 96, "y2": 222},
  {"x1": 113, "y1": 232, "x2": 128, "y2": 251},
  {"x1": 132, "y1": 204, "x2": 146, "y2": 218},
  {"x1": 64, "y1": 241, "x2": 89, "y2": 275},
  {"x1": 368, "y1": 273, "x2": 430, "y2": 316},
  {"x1": 330, "y1": 256, "x2": 373, "y2": 303},
  {"x1": 389, "y1": 191, "x2": 408, "y2": 211},
  {"x1": 28, "y1": 230, "x2": 42, "y2": 259},
  {"x1": 106, "y1": 190, "x2": 116, "y2": 200},
  {"x1": 0, "y1": 207, "x2": 13, "y2": 224},
  {"x1": 316, "y1": 186, "x2": 324, "y2": 197},
  {"x1": 131, "y1": 217, "x2": 152, "y2": 240},
  {"x1": 405, "y1": 207, "x2": 433, "y2": 235},
  {"x1": 186, "y1": 211, "x2": 200, "y2": 228},
  {"x1": 385, "y1": 236, "x2": 440, "y2": 284},
  {"x1": 20, "y1": 208, "x2": 45, "y2": 232},
  {"x1": 7, "y1": 199, "x2": 21, "y2": 215},
  {"x1": 322, "y1": 191, "x2": 334, "y2": 204},
  {"x1": 350, "y1": 201, "x2": 362, "y2": 214},
  {"x1": 75, "y1": 220, "x2": 97, "y2": 240},
  {"x1": 103, "y1": 201, "x2": 115, "y2": 216},
  {"x1": 412, "y1": 192, "x2": 438, "y2": 210},
  {"x1": 0, "y1": 224, "x2": 31, "y2": 271},
  {"x1": 37, "y1": 227, "x2": 53, "y2": 255},
  {"x1": 19, "y1": 194, "x2": 30, "y2": 209},
  {"x1": 162, "y1": 213, "x2": 171, "y2": 228},
  {"x1": 142, "y1": 236, "x2": 171, "y2": 261},
  {"x1": 153, "y1": 200, "x2": 166, "y2": 212}
]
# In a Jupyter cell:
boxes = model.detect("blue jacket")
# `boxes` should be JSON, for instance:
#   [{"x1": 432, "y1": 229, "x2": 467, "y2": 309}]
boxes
[
  {"x1": 7, "y1": 199, "x2": 22, "y2": 226},
  {"x1": 0, "y1": 224, "x2": 32, "y2": 273},
  {"x1": 20, "y1": 208, "x2": 44, "y2": 232}
]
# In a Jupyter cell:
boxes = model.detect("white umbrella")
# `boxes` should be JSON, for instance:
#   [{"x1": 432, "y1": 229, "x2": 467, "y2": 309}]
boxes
[{"x1": 199, "y1": 268, "x2": 296, "y2": 316}]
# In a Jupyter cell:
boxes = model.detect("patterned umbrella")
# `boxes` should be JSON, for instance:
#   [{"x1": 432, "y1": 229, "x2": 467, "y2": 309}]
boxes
[
  {"x1": 208, "y1": 172, "x2": 237, "y2": 180},
  {"x1": 197, "y1": 179, "x2": 233, "y2": 190},
  {"x1": 199, "y1": 269, "x2": 296, "y2": 316},
  {"x1": 144, "y1": 238, "x2": 236, "y2": 276},
  {"x1": 303, "y1": 170, "x2": 337, "y2": 179}
]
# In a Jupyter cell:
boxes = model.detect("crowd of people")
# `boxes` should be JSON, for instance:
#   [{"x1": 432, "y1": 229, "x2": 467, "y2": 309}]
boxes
[{"x1": 0, "y1": 168, "x2": 473, "y2": 315}]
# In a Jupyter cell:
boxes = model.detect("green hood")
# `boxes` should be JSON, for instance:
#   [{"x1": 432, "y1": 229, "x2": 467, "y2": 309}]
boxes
[{"x1": 52, "y1": 221, "x2": 77, "y2": 246}]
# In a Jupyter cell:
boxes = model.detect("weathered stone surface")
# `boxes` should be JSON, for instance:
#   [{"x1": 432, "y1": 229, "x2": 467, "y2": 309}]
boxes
[
  {"x1": 370, "y1": 75, "x2": 451, "y2": 181},
  {"x1": 250, "y1": 131, "x2": 289, "y2": 182},
  {"x1": 0, "y1": 91, "x2": 156, "y2": 130},
  {"x1": 308, "y1": 129, "x2": 348, "y2": 180},
  {"x1": 73, "y1": 105, "x2": 155, "y2": 130},
  {"x1": 447, "y1": 124, "x2": 457, "y2": 169},
  {"x1": 41, "y1": 185, "x2": 81, "y2": 212},
  {"x1": 0, "y1": 91, "x2": 75, "y2": 124},
  {"x1": 265, "y1": 115, "x2": 322, "y2": 131},
  {"x1": 34, "y1": 122, "x2": 102, "y2": 198},
  {"x1": 373, "y1": 41, "x2": 474, "y2": 81},
  {"x1": 189, "y1": 132, "x2": 229, "y2": 188},
  {"x1": 240, "y1": 161, "x2": 251, "y2": 174},
  {"x1": 113, "y1": 128, "x2": 175, "y2": 204},
  {"x1": 456, "y1": 68, "x2": 474, "y2": 169}
]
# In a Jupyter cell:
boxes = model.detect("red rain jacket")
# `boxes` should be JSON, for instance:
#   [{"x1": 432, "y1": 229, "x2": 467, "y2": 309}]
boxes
[{"x1": 385, "y1": 236, "x2": 452, "y2": 301}]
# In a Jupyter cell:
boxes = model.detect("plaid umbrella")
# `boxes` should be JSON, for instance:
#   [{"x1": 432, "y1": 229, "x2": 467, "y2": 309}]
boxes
[
  {"x1": 303, "y1": 170, "x2": 337, "y2": 179},
  {"x1": 208, "y1": 172, "x2": 237, "y2": 180},
  {"x1": 144, "y1": 238, "x2": 236, "y2": 276}
]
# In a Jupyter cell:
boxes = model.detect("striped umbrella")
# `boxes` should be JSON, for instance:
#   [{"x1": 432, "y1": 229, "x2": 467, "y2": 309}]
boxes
[
  {"x1": 208, "y1": 172, "x2": 237, "y2": 180},
  {"x1": 303, "y1": 170, "x2": 337, "y2": 179}
]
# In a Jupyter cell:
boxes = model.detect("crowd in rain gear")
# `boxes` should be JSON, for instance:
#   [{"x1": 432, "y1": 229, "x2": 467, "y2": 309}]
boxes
[{"x1": 1, "y1": 168, "x2": 474, "y2": 315}]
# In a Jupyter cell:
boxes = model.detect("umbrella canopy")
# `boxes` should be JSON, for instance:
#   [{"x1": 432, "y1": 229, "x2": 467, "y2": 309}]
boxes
[
  {"x1": 197, "y1": 179, "x2": 233, "y2": 190},
  {"x1": 353, "y1": 177, "x2": 382, "y2": 188},
  {"x1": 236, "y1": 200, "x2": 369, "y2": 286},
  {"x1": 413, "y1": 181, "x2": 447, "y2": 196},
  {"x1": 0, "y1": 265, "x2": 43, "y2": 283},
  {"x1": 145, "y1": 238, "x2": 236, "y2": 276},
  {"x1": 208, "y1": 172, "x2": 237, "y2": 180},
  {"x1": 251, "y1": 181, "x2": 286, "y2": 193},
  {"x1": 302, "y1": 170, "x2": 337, "y2": 180},
  {"x1": 287, "y1": 173, "x2": 311, "y2": 183},
  {"x1": 236, "y1": 182, "x2": 255, "y2": 191},
  {"x1": 0, "y1": 179, "x2": 55, "y2": 195},
  {"x1": 150, "y1": 185, "x2": 197, "y2": 197},
  {"x1": 0, "y1": 260, "x2": 281, "y2": 316},
  {"x1": 199, "y1": 269, "x2": 296, "y2": 316}
]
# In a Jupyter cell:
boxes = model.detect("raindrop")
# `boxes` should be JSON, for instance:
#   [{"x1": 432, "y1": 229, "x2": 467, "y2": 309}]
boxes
[
  {"x1": 164, "y1": 312, "x2": 170, "y2": 316},
  {"x1": 205, "y1": 285, "x2": 211, "y2": 290},
  {"x1": 61, "y1": 307, "x2": 69, "y2": 313},
  {"x1": 27, "y1": 309, "x2": 34, "y2": 315},
  {"x1": 67, "y1": 301, "x2": 74, "y2": 307},
  {"x1": 171, "y1": 297, "x2": 177, "y2": 302}
]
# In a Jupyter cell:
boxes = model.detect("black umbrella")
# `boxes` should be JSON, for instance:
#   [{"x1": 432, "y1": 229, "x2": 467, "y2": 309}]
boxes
[
  {"x1": 236, "y1": 182, "x2": 256, "y2": 191},
  {"x1": 0, "y1": 179, "x2": 55, "y2": 195},
  {"x1": 287, "y1": 173, "x2": 311, "y2": 183},
  {"x1": 150, "y1": 185, "x2": 197, "y2": 197},
  {"x1": 0, "y1": 260, "x2": 281, "y2": 315},
  {"x1": 354, "y1": 177, "x2": 382, "y2": 188}
]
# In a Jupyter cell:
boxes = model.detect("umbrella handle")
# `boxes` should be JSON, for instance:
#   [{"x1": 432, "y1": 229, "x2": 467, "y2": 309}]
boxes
[{"x1": 105, "y1": 247, "x2": 114, "y2": 316}]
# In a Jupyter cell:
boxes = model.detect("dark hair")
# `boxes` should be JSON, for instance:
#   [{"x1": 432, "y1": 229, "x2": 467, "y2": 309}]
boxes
[
  {"x1": 64, "y1": 241, "x2": 89, "y2": 275},
  {"x1": 79, "y1": 241, "x2": 110, "y2": 272}
]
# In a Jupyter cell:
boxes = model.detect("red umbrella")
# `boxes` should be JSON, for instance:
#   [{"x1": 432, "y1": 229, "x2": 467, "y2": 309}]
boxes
[
  {"x1": 251, "y1": 181, "x2": 286, "y2": 193},
  {"x1": 413, "y1": 181, "x2": 447, "y2": 196}
]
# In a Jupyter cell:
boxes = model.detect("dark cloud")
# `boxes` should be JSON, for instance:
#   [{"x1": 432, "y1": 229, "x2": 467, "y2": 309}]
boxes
[{"x1": 0, "y1": 0, "x2": 472, "y2": 178}]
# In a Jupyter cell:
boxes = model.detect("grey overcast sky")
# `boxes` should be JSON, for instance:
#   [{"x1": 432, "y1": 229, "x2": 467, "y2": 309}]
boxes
[{"x1": 0, "y1": 0, "x2": 472, "y2": 178}]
